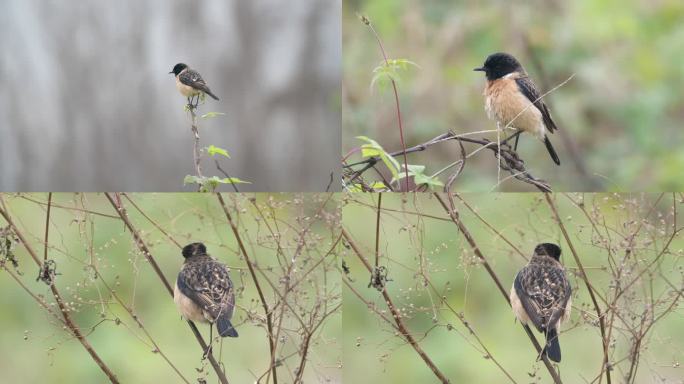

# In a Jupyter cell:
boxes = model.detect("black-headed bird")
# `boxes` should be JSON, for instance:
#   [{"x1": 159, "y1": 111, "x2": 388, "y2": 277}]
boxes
[
  {"x1": 510, "y1": 243, "x2": 571, "y2": 362},
  {"x1": 174, "y1": 242, "x2": 238, "y2": 342},
  {"x1": 169, "y1": 63, "x2": 219, "y2": 107},
  {"x1": 474, "y1": 52, "x2": 561, "y2": 165}
]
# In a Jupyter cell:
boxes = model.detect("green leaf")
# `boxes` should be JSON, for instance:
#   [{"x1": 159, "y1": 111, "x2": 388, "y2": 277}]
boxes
[
  {"x1": 393, "y1": 164, "x2": 444, "y2": 190},
  {"x1": 207, "y1": 145, "x2": 230, "y2": 158},
  {"x1": 355, "y1": 136, "x2": 400, "y2": 179},
  {"x1": 201, "y1": 112, "x2": 226, "y2": 119},
  {"x1": 183, "y1": 175, "x2": 202, "y2": 185},
  {"x1": 370, "y1": 59, "x2": 419, "y2": 91},
  {"x1": 369, "y1": 181, "x2": 389, "y2": 190},
  {"x1": 214, "y1": 177, "x2": 251, "y2": 185},
  {"x1": 346, "y1": 184, "x2": 362, "y2": 192},
  {"x1": 184, "y1": 175, "x2": 250, "y2": 192}
]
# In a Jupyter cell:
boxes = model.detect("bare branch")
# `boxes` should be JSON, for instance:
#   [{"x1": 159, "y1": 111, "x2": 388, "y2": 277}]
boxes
[
  {"x1": 104, "y1": 193, "x2": 229, "y2": 384},
  {"x1": 0, "y1": 195, "x2": 120, "y2": 384}
]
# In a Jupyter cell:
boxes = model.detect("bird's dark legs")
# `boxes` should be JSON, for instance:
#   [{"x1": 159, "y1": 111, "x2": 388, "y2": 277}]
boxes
[
  {"x1": 187, "y1": 95, "x2": 201, "y2": 110},
  {"x1": 514, "y1": 132, "x2": 521, "y2": 151},
  {"x1": 500, "y1": 130, "x2": 522, "y2": 147}
]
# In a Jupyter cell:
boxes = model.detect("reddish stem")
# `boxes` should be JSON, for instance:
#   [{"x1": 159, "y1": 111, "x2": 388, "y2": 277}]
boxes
[{"x1": 366, "y1": 21, "x2": 410, "y2": 191}]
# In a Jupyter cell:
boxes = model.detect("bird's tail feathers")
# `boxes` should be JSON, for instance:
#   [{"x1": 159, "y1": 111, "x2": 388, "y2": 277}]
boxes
[
  {"x1": 543, "y1": 328, "x2": 561, "y2": 362},
  {"x1": 205, "y1": 90, "x2": 219, "y2": 100},
  {"x1": 216, "y1": 315, "x2": 238, "y2": 338},
  {"x1": 544, "y1": 136, "x2": 561, "y2": 166}
]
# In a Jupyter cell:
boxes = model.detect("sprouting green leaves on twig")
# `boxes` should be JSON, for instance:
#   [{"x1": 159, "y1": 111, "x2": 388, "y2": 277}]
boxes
[
  {"x1": 206, "y1": 145, "x2": 230, "y2": 158},
  {"x1": 370, "y1": 59, "x2": 419, "y2": 92},
  {"x1": 184, "y1": 175, "x2": 250, "y2": 192},
  {"x1": 181, "y1": 105, "x2": 246, "y2": 190}
]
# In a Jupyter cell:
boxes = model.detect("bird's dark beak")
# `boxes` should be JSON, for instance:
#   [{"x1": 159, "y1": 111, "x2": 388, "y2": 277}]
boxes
[
  {"x1": 473, "y1": 67, "x2": 485, "y2": 72},
  {"x1": 168, "y1": 71, "x2": 174, "y2": 74}
]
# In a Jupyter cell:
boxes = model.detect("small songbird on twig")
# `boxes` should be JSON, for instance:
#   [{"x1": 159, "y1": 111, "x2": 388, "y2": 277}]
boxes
[
  {"x1": 510, "y1": 243, "x2": 571, "y2": 362},
  {"x1": 169, "y1": 63, "x2": 219, "y2": 108},
  {"x1": 475, "y1": 53, "x2": 561, "y2": 165},
  {"x1": 174, "y1": 242, "x2": 238, "y2": 349}
]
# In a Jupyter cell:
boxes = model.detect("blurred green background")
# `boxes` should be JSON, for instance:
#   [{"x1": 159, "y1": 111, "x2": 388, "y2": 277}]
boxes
[
  {"x1": 342, "y1": 193, "x2": 682, "y2": 383},
  {"x1": 0, "y1": 193, "x2": 341, "y2": 383},
  {"x1": 343, "y1": 0, "x2": 684, "y2": 191}
]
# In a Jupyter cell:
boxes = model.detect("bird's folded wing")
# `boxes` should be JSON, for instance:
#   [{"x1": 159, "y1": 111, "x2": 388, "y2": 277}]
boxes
[
  {"x1": 179, "y1": 70, "x2": 212, "y2": 93},
  {"x1": 177, "y1": 261, "x2": 234, "y2": 321},
  {"x1": 547, "y1": 269, "x2": 572, "y2": 329},
  {"x1": 514, "y1": 269, "x2": 545, "y2": 332},
  {"x1": 515, "y1": 76, "x2": 557, "y2": 132}
]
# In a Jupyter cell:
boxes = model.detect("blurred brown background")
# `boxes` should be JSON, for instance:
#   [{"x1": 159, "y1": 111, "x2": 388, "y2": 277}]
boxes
[{"x1": 0, "y1": 0, "x2": 341, "y2": 192}]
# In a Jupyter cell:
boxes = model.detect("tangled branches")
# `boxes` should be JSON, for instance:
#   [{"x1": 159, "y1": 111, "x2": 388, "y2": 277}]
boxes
[
  {"x1": 341, "y1": 192, "x2": 682, "y2": 383},
  {"x1": 343, "y1": 130, "x2": 552, "y2": 192}
]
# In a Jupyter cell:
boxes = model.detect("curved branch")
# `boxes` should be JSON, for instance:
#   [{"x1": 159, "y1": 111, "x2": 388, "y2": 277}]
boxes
[
  {"x1": 216, "y1": 193, "x2": 278, "y2": 384},
  {"x1": 344, "y1": 131, "x2": 551, "y2": 192},
  {"x1": 543, "y1": 194, "x2": 611, "y2": 384},
  {"x1": 434, "y1": 193, "x2": 563, "y2": 384},
  {"x1": 104, "y1": 193, "x2": 229, "y2": 384}
]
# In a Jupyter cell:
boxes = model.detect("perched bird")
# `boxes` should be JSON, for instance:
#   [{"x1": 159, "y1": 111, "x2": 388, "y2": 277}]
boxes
[
  {"x1": 474, "y1": 52, "x2": 561, "y2": 165},
  {"x1": 510, "y1": 243, "x2": 571, "y2": 362},
  {"x1": 174, "y1": 242, "x2": 238, "y2": 340},
  {"x1": 169, "y1": 63, "x2": 219, "y2": 107}
]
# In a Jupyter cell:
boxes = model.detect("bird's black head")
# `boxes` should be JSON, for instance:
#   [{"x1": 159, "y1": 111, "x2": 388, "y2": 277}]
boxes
[
  {"x1": 474, "y1": 52, "x2": 524, "y2": 81},
  {"x1": 169, "y1": 63, "x2": 188, "y2": 76},
  {"x1": 534, "y1": 243, "x2": 562, "y2": 261},
  {"x1": 182, "y1": 242, "x2": 207, "y2": 259}
]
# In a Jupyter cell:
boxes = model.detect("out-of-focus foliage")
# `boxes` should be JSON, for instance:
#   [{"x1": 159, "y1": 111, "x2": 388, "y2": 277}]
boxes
[
  {"x1": 0, "y1": 193, "x2": 341, "y2": 383},
  {"x1": 343, "y1": 0, "x2": 684, "y2": 191},
  {"x1": 342, "y1": 192, "x2": 682, "y2": 383}
]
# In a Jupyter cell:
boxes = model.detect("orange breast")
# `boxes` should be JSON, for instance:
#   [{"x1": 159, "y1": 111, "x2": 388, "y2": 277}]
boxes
[{"x1": 484, "y1": 75, "x2": 545, "y2": 139}]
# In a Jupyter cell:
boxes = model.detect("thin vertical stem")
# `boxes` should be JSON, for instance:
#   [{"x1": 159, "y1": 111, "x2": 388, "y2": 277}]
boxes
[
  {"x1": 362, "y1": 17, "x2": 409, "y2": 191},
  {"x1": 374, "y1": 193, "x2": 382, "y2": 267},
  {"x1": 543, "y1": 193, "x2": 611, "y2": 384},
  {"x1": 216, "y1": 193, "x2": 278, "y2": 384}
]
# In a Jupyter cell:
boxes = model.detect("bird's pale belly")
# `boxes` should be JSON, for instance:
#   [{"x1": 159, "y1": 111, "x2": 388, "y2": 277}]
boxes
[
  {"x1": 174, "y1": 281, "x2": 207, "y2": 323},
  {"x1": 509, "y1": 284, "x2": 531, "y2": 324},
  {"x1": 485, "y1": 78, "x2": 546, "y2": 140},
  {"x1": 176, "y1": 78, "x2": 201, "y2": 97}
]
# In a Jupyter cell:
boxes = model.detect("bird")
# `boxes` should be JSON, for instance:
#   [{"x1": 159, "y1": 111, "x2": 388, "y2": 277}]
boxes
[
  {"x1": 174, "y1": 242, "x2": 238, "y2": 344},
  {"x1": 474, "y1": 52, "x2": 561, "y2": 165},
  {"x1": 169, "y1": 63, "x2": 219, "y2": 108},
  {"x1": 510, "y1": 243, "x2": 571, "y2": 362}
]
